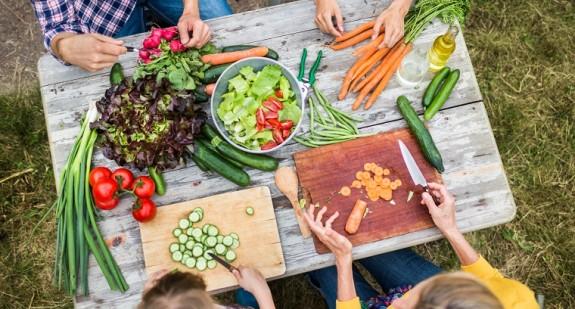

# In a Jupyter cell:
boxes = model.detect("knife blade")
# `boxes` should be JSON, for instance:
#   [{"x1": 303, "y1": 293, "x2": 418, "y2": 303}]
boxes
[
  {"x1": 398, "y1": 140, "x2": 441, "y2": 205},
  {"x1": 207, "y1": 252, "x2": 237, "y2": 272}
]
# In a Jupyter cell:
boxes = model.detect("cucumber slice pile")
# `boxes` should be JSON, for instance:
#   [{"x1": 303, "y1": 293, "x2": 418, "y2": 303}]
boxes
[{"x1": 168, "y1": 207, "x2": 239, "y2": 271}]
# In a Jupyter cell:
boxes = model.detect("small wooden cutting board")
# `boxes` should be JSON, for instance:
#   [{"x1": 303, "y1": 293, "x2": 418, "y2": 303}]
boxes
[
  {"x1": 293, "y1": 128, "x2": 442, "y2": 254},
  {"x1": 139, "y1": 186, "x2": 285, "y2": 291}
]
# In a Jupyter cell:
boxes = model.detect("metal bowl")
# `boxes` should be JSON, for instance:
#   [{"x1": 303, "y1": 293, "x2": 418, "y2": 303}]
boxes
[{"x1": 210, "y1": 57, "x2": 306, "y2": 154}]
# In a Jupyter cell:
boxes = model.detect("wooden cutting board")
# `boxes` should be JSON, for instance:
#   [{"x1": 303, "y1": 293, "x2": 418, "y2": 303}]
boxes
[
  {"x1": 293, "y1": 128, "x2": 442, "y2": 254},
  {"x1": 139, "y1": 186, "x2": 286, "y2": 291}
]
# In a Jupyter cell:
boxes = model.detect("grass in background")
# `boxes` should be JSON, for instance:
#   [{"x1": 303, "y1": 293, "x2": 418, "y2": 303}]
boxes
[{"x1": 0, "y1": 0, "x2": 573, "y2": 308}]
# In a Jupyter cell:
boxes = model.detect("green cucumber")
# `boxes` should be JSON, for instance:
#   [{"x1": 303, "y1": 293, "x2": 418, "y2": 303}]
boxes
[
  {"x1": 198, "y1": 137, "x2": 244, "y2": 169},
  {"x1": 396, "y1": 96, "x2": 444, "y2": 172},
  {"x1": 191, "y1": 155, "x2": 210, "y2": 172},
  {"x1": 194, "y1": 139, "x2": 250, "y2": 186},
  {"x1": 422, "y1": 67, "x2": 450, "y2": 108},
  {"x1": 424, "y1": 69, "x2": 460, "y2": 121},
  {"x1": 202, "y1": 124, "x2": 279, "y2": 171},
  {"x1": 110, "y1": 63, "x2": 124, "y2": 86},
  {"x1": 221, "y1": 45, "x2": 279, "y2": 60},
  {"x1": 245, "y1": 207, "x2": 254, "y2": 216},
  {"x1": 202, "y1": 64, "x2": 231, "y2": 84},
  {"x1": 148, "y1": 166, "x2": 166, "y2": 196}
]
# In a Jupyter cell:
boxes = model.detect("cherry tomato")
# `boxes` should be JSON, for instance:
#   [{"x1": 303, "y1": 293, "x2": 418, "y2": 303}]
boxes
[
  {"x1": 264, "y1": 110, "x2": 278, "y2": 119},
  {"x1": 92, "y1": 178, "x2": 118, "y2": 202},
  {"x1": 89, "y1": 166, "x2": 112, "y2": 187},
  {"x1": 262, "y1": 100, "x2": 278, "y2": 112},
  {"x1": 256, "y1": 122, "x2": 264, "y2": 132},
  {"x1": 275, "y1": 89, "x2": 283, "y2": 98},
  {"x1": 264, "y1": 122, "x2": 273, "y2": 129},
  {"x1": 280, "y1": 120, "x2": 293, "y2": 130},
  {"x1": 133, "y1": 176, "x2": 155, "y2": 198},
  {"x1": 282, "y1": 129, "x2": 291, "y2": 139},
  {"x1": 95, "y1": 196, "x2": 119, "y2": 211},
  {"x1": 111, "y1": 168, "x2": 134, "y2": 190},
  {"x1": 256, "y1": 108, "x2": 266, "y2": 125},
  {"x1": 132, "y1": 198, "x2": 157, "y2": 222},
  {"x1": 272, "y1": 128, "x2": 284, "y2": 144},
  {"x1": 261, "y1": 141, "x2": 278, "y2": 150},
  {"x1": 267, "y1": 119, "x2": 281, "y2": 128},
  {"x1": 268, "y1": 97, "x2": 283, "y2": 110}
]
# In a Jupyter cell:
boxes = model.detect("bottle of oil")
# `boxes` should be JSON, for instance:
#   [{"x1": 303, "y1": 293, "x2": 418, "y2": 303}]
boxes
[{"x1": 428, "y1": 25, "x2": 459, "y2": 72}]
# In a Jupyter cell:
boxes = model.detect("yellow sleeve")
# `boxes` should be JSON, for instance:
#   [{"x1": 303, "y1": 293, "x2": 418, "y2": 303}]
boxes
[
  {"x1": 461, "y1": 255, "x2": 504, "y2": 280},
  {"x1": 336, "y1": 297, "x2": 361, "y2": 309}
]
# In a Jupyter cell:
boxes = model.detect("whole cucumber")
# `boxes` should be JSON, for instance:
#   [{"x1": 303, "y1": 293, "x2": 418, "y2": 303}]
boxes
[
  {"x1": 397, "y1": 96, "x2": 444, "y2": 172},
  {"x1": 221, "y1": 45, "x2": 279, "y2": 60},
  {"x1": 202, "y1": 124, "x2": 279, "y2": 171},
  {"x1": 424, "y1": 69, "x2": 460, "y2": 121},
  {"x1": 197, "y1": 136, "x2": 245, "y2": 169},
  {"x1": 195, "y1": 140, "x2": 250, "y2": 186},
  {"x1": 191, "y1": 155, "x2": 210, "y2": 172},
  {"x1": 422, "y1": 67, "x2": 450, "y2": 108},
  {"x1": 201, "y1": 64, "x2": 231, "y2": 84},
  {"x1": 148, "y1": 166, "x2": 166, "y2": 196}
]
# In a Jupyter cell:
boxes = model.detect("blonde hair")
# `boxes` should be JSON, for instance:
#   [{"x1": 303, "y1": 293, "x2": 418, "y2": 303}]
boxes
[
  {"x1": 138, "y1": 271, "x2": 215, "y2": 309},
  {"x1": 416, "y1": 272, "x2": 503, "y2": 309}
]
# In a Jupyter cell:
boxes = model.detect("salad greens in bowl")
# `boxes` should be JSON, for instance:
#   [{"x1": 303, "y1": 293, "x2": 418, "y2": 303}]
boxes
[{"x1": 211, "y1": 57, "x2": 305, "y2": 153}]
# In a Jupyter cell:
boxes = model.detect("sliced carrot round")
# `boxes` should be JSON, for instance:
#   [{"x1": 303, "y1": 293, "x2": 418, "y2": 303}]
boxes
[
  {"x1": 383, "y1": 168, "x2": 390, "y2": 176},
  {"x1": 351, "y1": 180, "x2": 362, "y2": 189},
  {"x1": 340, "y1": 186, "x2": 352, "y2": 197}
]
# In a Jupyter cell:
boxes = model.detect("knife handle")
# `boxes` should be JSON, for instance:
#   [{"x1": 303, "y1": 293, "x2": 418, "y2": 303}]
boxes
[{"x1": 424, "y1": 186, "x2": 442, "y2": 206}]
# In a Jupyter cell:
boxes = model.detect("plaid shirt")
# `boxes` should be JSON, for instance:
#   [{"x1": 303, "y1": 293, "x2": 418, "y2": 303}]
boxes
[{"x1": 32, "y1": 0, "x2": 136, "y2": 55}]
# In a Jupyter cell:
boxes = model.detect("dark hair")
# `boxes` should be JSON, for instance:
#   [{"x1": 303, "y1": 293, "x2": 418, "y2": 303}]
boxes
[{"x1": 138, "y1": 271, "x2": 215, "y2": 309}]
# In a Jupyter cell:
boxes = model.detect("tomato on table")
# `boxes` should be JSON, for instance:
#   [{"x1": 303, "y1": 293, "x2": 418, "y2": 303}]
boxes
[
  {"x1": 95, "y1": 196, "x2": 119, "y2": 211},
  {"x1": 133, "y1": 176, "x2": 155, "y2": 198},
  {"x1": 89, "y1": 166, "x2": 112, "y2": 187},
  {"x1": 111, "y1": 168, "x2": 134, "y2": 190},
  {"x1": 132, "y1": 198, "x2": 157, "y2": 222},
  {"x1": 92, "y1": 178, "x2": 118, "y2": 202}
]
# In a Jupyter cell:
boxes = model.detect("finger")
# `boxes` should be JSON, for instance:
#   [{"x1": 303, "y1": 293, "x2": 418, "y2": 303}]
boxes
[
  {"x1": 92, "y1": 53, "x2": 119, "y2": 63},
  {"x1": 315, "y1": 16, "x2": 327, "y2": 34},
  {"x1": 325, "y1": 211, "x2": 339, "y2": 229},
  {"x1": 382, "y1": 28, "x2": 396, "y2": 48},
  {"x1": 231, "y1": 268, "x2": 242, "y2": 281},
  {"x1": 323, "y1": 13, "x2": 340, "y2": 36},
  {"x1": 372, "y1": 19, "x2": 383, "y2": 40},
  {"x1": 91, "y1": 33, "x2": 123, "y2": 45},
  {"x1": 200, "y1": 29, "x2": 212, "y2": 47},
  {"x1": 95, "y1": 41, "x2": 127, "y2": 56},
  {"x1": 87, "y1": 61, "x2": 115, "y2": 72},
  {"x1": 335, "y1": 9, "x2": 344, "y2": 33},
  {"x1": 316, "y1": 206, "x2": 327, "y2": 224},
  {"x1": 421, "y1": 192, "x2": 438, "y2": 210},
  {"x1": 178, "y1": 22, "x2": 191, "y2": 45},
  {"x1": 187, "y1": 26, "x2": 202, "y2": 48}
]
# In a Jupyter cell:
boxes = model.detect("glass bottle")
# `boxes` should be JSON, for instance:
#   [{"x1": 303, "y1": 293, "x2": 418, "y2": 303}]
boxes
[{"x1": 428, "y1": 25, "x2": 459, "y2": 72}]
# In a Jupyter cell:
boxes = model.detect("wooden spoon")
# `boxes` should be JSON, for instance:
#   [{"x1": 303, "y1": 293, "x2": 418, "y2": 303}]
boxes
[{"x1": 275, "y1": 166, "x2": 311, "y2": 238}]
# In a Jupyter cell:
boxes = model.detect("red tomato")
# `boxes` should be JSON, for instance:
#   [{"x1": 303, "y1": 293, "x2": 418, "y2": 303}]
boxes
[
  {"x1": 89, "y1": 166, "x2": 112, "y2": 187},
  {"x1": 256, "y1": 122, "x2": 264, "y2": 132},
  {"x1": 280, "y1": 120, "x2": 293, "y2": 130},
  {"x1": 256, "y1": 108, "x2": 265, "y2": 125},
  {"x1": 267, "y1": 119, "x2": 281, "y2": 128},
  {"x1": 264, "y1": 122, "x2": 273, "y2": 129},
  {"x1": 275, "y1": 89, "x2": 283, "y2": 98},
  {"x1": 262, "y1": 100, "x2": 278, "y2": 112},
  {"x1": 132, "y1": 198, "x2": 157, "y2": 222},
  {"x1": 264, "y1": 110, "x2": 278, "y2": 119},
  {"x1": 95, "y1": 196, "x2": 119, "y2": 211},
  {"x1": 92, "y1": 178, "x2": 118, "y2": 202},
  {"x1": 133, "y1": 176, "x2": 156, "y2": 198},
  {"x1": 261, "y1": 141, "x2": 278, "y2": 150},
  {"x1": 269, "y1": 97, "x2": 283, "y2": 110},
  {"x1": 282, "y1": 129, "x2": 291, "y2": 139},
  {"x1": 272, "y1": 128, "x2": 284, "y2": 144},
  {"x1": 111, "y1": 168, "x2": 134, "y2": 190}
]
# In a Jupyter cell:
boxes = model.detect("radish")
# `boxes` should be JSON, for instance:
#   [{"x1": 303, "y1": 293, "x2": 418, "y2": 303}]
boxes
[
  {"x1": 162, "y1": 28, "x2": 177, "y2": 41},
  {"x1": 169, "y1": 40, "x2": 186, "y2": 53},
  {"x1": 151, "y1": 27, "x2": 163, "y2": 38},
  {"x1": 138, "y1": 50, "x2": 150, "y2": 60},
  {"x1": 143, "y1": 36, "x2": 161, "y2": 49}
]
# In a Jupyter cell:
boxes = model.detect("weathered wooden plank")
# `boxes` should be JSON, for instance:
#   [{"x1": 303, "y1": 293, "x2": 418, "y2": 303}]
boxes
[{"x1": 73, "y1": 102, "x2": 515, "y2": 308}]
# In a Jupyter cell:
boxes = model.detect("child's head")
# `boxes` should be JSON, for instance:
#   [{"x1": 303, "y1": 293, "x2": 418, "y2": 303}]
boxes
[{"x1": 138, "y1": 271, "x2": 215, "y2": 309}]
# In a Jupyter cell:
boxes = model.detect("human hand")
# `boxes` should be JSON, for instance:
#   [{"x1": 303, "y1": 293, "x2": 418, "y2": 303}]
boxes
[
  {"x1": 314, "y1": 0, "x2": 344, "y2": 37},
  {"x1": 232, "y1": 266, "x2": 271, "y2": 296},
  {"x1": 177, "y1": 13, "x2": 211, "y2": 48},
  {"x1": 372, "y1": 0, "x2": 411, "y2": 48},
  {"x1": 303, "y1": 205, "x2": 352, "y2": 265},
  {"x1": 53, "y1": 33, "x2": 127, "y2": 72},
  {"x1": 420, "y1": 182, "x2": 458, "y2": 235},
  {"x1": 142, "y1": 269, "x2": 169, "y2": 294}
]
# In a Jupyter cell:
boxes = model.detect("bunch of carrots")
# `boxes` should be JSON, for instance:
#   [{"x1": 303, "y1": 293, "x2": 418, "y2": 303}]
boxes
[{"x1": 331, "y1": 0, "x2": 470, "y2": 111}]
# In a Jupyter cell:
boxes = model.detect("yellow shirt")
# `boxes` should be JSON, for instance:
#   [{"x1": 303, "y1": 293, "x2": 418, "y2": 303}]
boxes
[{"x1": 336, "y1": 256, "x2": 538, "y2": 309}]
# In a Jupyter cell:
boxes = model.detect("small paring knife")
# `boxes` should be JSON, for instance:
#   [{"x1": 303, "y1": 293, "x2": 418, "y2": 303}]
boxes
[
  {"x1": 398, "y1": 140, "x2": 441, "y2": 205},
  {"x1": 125, "y1": 46, "x2": 139, "y2": 52},
  {"x1": 207, "y1": 252, "x2": 237, "y2": 272}
]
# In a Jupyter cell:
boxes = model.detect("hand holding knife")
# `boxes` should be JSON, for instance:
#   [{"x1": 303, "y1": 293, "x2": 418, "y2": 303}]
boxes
[
  {"x1": 398, "y1": 140, "x2": 442, "y2": 205},
  {"x1": 207, "y1": 252, "x2": 237, "y2": 272}
]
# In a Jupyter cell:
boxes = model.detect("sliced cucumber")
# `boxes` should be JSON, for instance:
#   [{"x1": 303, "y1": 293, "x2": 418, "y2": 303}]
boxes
[
  {"x1": 191, "y1": 228, "x2": 203, "y2": 240},
  {"x1": 189, "y1": 211, "x2": 201, "y2": 223},
  {"x1": 173, "y1": 228, "x2": 182, "y2": 237},
  {"x1": 169, "y1": 243, "x2": 180, "y2": 253},
  {"x1": 245, "y1": 207, "x2": 255, "y2": 216},
  {"x1": 172, "y1": 251, "x2": 183, "y2": 262},
  {"x1": 225, "y1": 250, "x2": 237, "y2": 262},
  {"x1": 223, "y1": 235, "x2": 233, "y2": 247},
  {"x1": 185, "y1": 257, "x2": 196, "y2": 268},
  {"x1": 196, "y1": 257, "x2": 207, "y2": 271},
  {"x1": 201, "y1": 234, "x2": 208, "y2": 243},
  {"x1": 186, "y1": 228, "x2": 194, "y2": 236},
  {"x1": 181, "y1": 255, "x2": 190, "y2": 264},
  {"x1": 207, "y1": 225, "x2": 219, "y2": 237},
  {"x1": 192, "y1": 245, "x2": 203, "y2": 257},
  {"x1": 184, "y1": 250, "x2": 192, "y2": 257},
  {"x1": 202, "y1": 224, "x2": 210, "y2": 234},
  {"x1": 205, "y1": 236, "x2": 217, "y2": 248},
  {"x1": 231, "y1": 238, "x2": 240, "y2": 249},
  {"x1": 215, "y1": 244, "x2": 227, "y2": 255},
  {"x1": 178, "y1": 234, "x2": 188, "y2": 244},
  {"x1": 179, "y1": 244, "x2": 185, "y2": 252},
  {"x1": 193, "y1": 207, "x2": 204, "y2": 215},
  {"x1": 230, "y1": 233, "x2": 239, "y2": 240},
  {"x1": 204, "y1": 249, "x2": 214, "y2": 260},
  {"x1": 186, "y1": 240, "x2": 195, "y2": 250},
  {"x1": 179, "y1": 219, "x2": 190, "y2": 229},
  {"x1": 207, "y1": 260, "x2": 217, "y2": 269}
]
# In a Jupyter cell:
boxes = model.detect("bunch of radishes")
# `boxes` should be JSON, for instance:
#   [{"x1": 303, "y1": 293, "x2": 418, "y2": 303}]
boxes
[{"x1": 139, "y1": 27, "x2": 187, "y2": 63}]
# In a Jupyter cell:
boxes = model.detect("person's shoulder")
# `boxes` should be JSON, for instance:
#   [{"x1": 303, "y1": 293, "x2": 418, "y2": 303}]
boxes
[{"x1": 486, "y1": 277, "x2": 539, "y2": 309}]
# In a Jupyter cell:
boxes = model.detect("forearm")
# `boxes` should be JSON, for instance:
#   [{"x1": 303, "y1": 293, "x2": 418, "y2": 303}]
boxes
[
  {"x1": 183, "y1": 0, "x2": 199, "y2": 16},
  {"x1": 443, "y1": 228, "x2": 479, "y2": 266},
  {"x1": 390, "y1": 0, "x2": 412, "y2": 15},
  {"x1": 253, "y1": 287, "x2": 276, "y2": 309},
  {"x1": 336, "y1": 256, "x2": 356, "y2": 302}
]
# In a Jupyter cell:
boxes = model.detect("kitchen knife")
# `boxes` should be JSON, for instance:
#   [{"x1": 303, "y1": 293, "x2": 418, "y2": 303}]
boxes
[
  {"x1": 398, "y1": 140, "x2": 441, "y2": 205},
  {"x1": 207, "y1": 252, "x2": 237, "y2": 272},
  {"x1": 125, "y1": 46, "x2": 139, "y2": 52}
]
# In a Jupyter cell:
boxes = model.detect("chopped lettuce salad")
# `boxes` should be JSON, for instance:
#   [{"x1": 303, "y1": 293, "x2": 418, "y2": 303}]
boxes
[{"x1": 217, "y1": 65, "x2": 301, "y2": 150}]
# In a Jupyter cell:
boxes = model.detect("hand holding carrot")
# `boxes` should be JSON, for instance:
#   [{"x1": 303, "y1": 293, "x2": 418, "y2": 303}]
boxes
[
  {"x1": 303, "y1": 206, "x2": 352, "y2": 264},
  {"x1": 373, "y1": 0, "x2": 412, "y2": 48},
  {"x1": 314, "y1": 0, "x2": 344, "y2": 37}
]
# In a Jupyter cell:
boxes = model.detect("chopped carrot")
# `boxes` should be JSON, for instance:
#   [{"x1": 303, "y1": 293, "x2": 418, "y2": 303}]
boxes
[
  {"x1": 374, "y1": 167, "x2": 384, "y2": 176},
  {"x1": 355, "y1": 171, "x2": 364, "y2": 180},
  {"x1": 351, "y1": 180, "x2": 362, "y2": 189},
  {"x1": 390, "y1": 182, "x2": 398, "y2": 190},
  {"x1": 368, "y1": 191, "x2": 379, "y2": 202},
  {"x1": 381, "y1": 178, "x2": 391, "y2": 187},
  {"x1": 374, "y1": 175, "x2": 383, "y2": 183},
  {"x1": 335, "y1": 21, "x2": 375, "y2": 43},
  {"x1": 345, "y1": 199, "x2": 368, "y2": 234},
  {"x1": 380, "y1": 188, "x2": 392, "y2": 201},
  {"x1": 395, "y1": 179, "x2": 402, "y2": 186},
  {"x1": 330, "y1": 29, "x2": 374, "y2": 50},
  {"x1": 383, "y1": 168, "x2": 390, "y2": 176},
  {"x1": 340, "y1": 186, "x2": 352, "y2": 196},
  {"x1": 363, "y1": 163, "x2": 372, "y2": 171},
  {"x1": 201, "y1": 46, "x2": 269, "y2": 65},
  {"x1": 362, "y1": 171, "x2": 371, "y2": 179}
]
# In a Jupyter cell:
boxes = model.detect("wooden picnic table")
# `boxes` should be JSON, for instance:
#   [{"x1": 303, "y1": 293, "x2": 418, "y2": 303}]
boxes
[{"x1": 37, "y1": 0, "x2": 516, "y2": 307}]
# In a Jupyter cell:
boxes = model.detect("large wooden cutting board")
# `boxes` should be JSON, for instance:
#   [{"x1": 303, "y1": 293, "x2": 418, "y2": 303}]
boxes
[
  {"x1": 294, "y1": 128, "x2": 442, "y2": 254},
  {"x1": 139, "y1": 186, "x2": 285, "y2": 291}
]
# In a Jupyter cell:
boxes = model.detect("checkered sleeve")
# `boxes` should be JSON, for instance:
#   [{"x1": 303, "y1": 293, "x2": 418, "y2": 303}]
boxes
[{"x1": 32, "y1": 0, "x2": 84, "y2": 58}]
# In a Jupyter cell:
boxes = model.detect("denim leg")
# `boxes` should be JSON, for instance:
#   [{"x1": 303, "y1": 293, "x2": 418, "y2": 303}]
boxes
[
  {"x1": 114, "y1": 3, "x2": 146, "y2": 37},
  {"x1": 235, "y1": 288, "x2": 259, "y2": 309},
  {"x1": 308, "y1": 265, "x2": 378, "y2": 309},
  {"x1": 146, "y1": 0, "x2": 232, "y2": 26},
  {"x1": 358, "y1": 248, "x2": 442, "y2": 292},
  {"x1": 198, "y1": 0, "x2": 233, "y2": 20}
]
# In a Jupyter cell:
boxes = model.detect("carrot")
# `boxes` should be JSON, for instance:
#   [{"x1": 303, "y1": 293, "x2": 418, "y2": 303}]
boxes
[
  {"x1": 352, "y1": 34, "x2": 385, "y2": 57},
  {"x1": 338, "y1": 47, "x2": 378, "y2": 100},
  {"x1": 352, "y1": 42, "x2": 403, "y2": 93},
  {"x1": 335, "y1": 21, "x2": 375, "y2": 43},
  {"x1": 345, "y1": 199, "x2": 367, "y2": 234},
  {"x1": 205, "y1": 83, "x2": 216, "y2": 95},
  {"x1": 201, "y1": 47, "x2": 268, "y2": 65},
  {"x1": 364, "y1": 43, "x2": 412, "y2": 110},
  {"x1": 340, "y1": 186, "x2": 351, "y2": 197},
  {"x1": 330, "y1": 29, "x2": 374, "y2": 50},
  {"x1": 351, "y1": 46, "x2": 390, "y2": 81}
]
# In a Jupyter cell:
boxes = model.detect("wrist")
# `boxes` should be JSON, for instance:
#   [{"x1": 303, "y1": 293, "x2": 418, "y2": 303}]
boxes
[
  {"x1": 391, "y1": 0, "x2": 411, "y2": 16},
  {"x1": 182, "y1": 0, "x2": 199, "y2": 17},
  {"x1": 335, "y1": 254, "x2": 353, "y2": 269},
  {"x1": 51, "y1": 32, "x2": 76, "y2": 60},
  {"x1": 442, "y1": 226, "x2": 461, "y2": 239}
]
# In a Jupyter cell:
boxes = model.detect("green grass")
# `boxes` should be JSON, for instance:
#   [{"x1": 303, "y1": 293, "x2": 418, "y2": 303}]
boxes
[{"x1": 1, "y1": 0, "x2": 574, "y2": 308}]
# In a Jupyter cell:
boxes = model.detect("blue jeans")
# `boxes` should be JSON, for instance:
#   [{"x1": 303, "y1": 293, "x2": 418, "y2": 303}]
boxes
[
  {"x1": 308, "y1": 249, "x2": 442, "y2": 309},
  {"x1": 115, "y1": 0, "x2": 232, "y2": 37}
]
